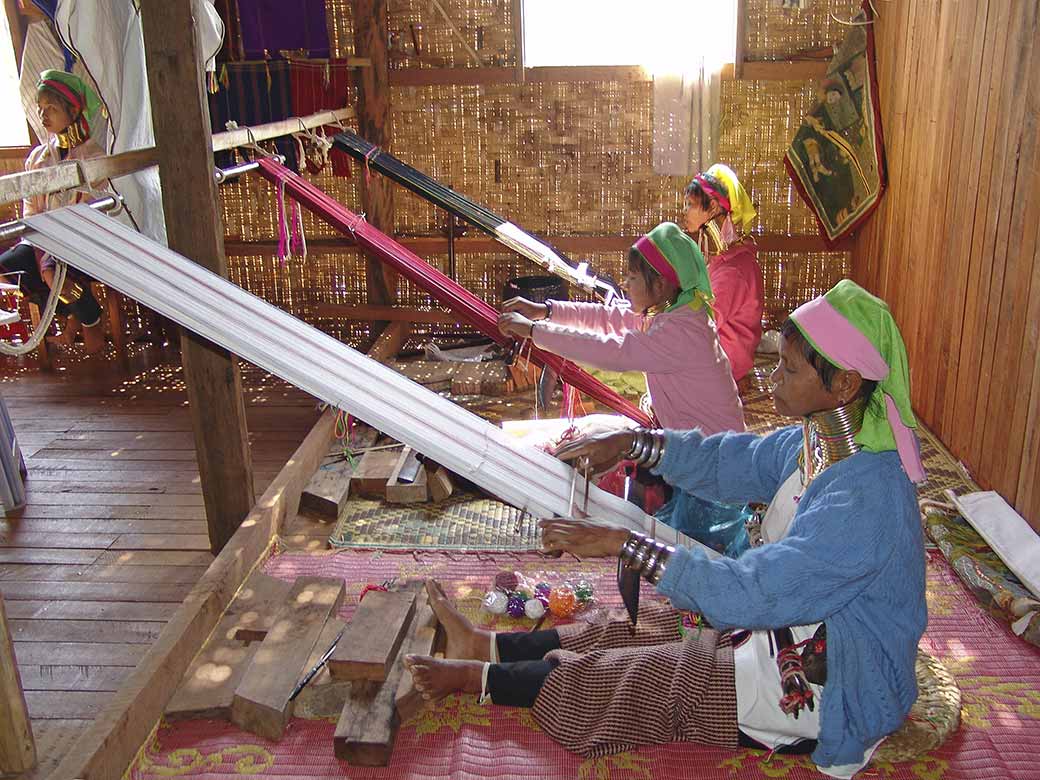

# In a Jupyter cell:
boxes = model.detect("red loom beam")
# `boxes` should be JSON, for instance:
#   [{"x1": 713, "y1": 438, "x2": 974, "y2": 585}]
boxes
[{"x1": 255, "y1": 158, "x2": 652, "y2": 426}]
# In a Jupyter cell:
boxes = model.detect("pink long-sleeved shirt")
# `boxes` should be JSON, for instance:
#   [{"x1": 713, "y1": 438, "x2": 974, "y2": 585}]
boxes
[
  {"x1": 531, "y1": 300, "x2": 745, "y2": 434},
  {"x1": 707, "y1": 242, "x2": 764, "y2": 382}
]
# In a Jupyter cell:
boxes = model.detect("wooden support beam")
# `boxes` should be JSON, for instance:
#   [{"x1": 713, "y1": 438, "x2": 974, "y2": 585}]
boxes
[
  {"x1": 141, "y1": 0, "x2": 255, "y2": 554},
  {"x1": 734, "y1": 0, "x2": 747, "y2": 80},
  {"x1": 212, "y1": 108, "x2": 355, "y2": 152},
  {"x1": 0, "y1": 108, "x2": 354, "y2": 208},
  {"x1": 0, "y1": 592, "x2": 36, "y2": 775},
  {"x1": 229, "y1": 233, "x2": 835, "y2": 258},
  {"x1": 48, "y1": 409, "x2": 336, "y2": 780},
  {"x1": 385, "y1": 60, "x2": 826, "y2": 88},
  {"x1": 354, "y1": 0, "x2": 397, "y2": 310},
  {"x1": 231, "y1": 576, "x2": 345, "y2": 740}
]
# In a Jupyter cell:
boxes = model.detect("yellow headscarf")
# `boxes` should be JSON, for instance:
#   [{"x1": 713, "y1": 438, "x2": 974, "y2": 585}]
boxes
[{"x1": 704, "y1": 163, "x2": 757, "y2": 232}]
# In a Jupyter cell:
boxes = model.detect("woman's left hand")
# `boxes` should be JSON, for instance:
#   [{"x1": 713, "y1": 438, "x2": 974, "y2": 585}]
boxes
[
  {"x1": 540, "y1": 518, "x2": 630, "y2": 558},
  {"x1": 498, "y1": 311, "x2": 535, "y2": 339}
]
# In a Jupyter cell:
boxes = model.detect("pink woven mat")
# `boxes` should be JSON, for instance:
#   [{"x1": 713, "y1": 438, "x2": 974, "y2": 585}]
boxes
[{"x1": 132, "y1": 550, "x2": 1040, "y2": 780}]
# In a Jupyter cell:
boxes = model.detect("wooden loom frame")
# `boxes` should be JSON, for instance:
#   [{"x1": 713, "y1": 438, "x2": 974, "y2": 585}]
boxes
[{"x1": 13, "y1": 203, "x2": 707, "y2": 780}]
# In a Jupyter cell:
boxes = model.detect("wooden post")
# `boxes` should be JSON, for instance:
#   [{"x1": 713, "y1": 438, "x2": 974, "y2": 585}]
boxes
[
  {"x1": 0, "y1": 593, "x2": 36, "y2": 775},
  {"x1": 140, "y1": 0, "x2": 256, "y2": 553},
  {"x1": 353, "y1": 0, "x2": 397, "y2": 312}
]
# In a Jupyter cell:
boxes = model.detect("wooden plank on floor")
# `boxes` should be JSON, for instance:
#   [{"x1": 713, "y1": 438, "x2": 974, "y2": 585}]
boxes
[
  {"x1": 0, "y1": 519, "x2": 209, "y2": 535},
  {"x1": 0, "y1": 581, "x2": 194, "y2": 602},
  {"x1": 231, "y1": 577, "x2": 345, "y2": 740},
  {"x1": 166, "y1": 574, "x2": 294, "y2": 722},
  {"x1": 25, "y1": 691, "x2": 113, "y2": 719},
  {"x1": 13, "y1": 642, "x2": 147, "y2": 666},
  {"x1": 21, "y1": 491, "x2": 205, "y2": 507},
  {"x1": 22, "y1": 481, "x2": 203, "y2": 495},
  {"x1": 0, "y1": 549, "x2": 102, "y2": 565},
  {"x1": 94, "y1": 550, "x2": 213, "y2": 567},
  {"x1": 106, "y1": 533, "x2": 212, "y2": 551},
  {"x1": 18, "y1": 665, "x2": 134, "y2": 692},
  {"x1": 0, "y1": 531, "x2": 119, "y2": 549},
  {"x1": 334, "y1": 587, "x2": 429, "y2": 765},
  {"x1": 4, "y1": 600, "x2": 180, "y2": 621},
  {"x1": 0, "y1": 564, "x2": 209, "y2": 584},
  {"x1": 9, "y1": 619, "x2": 165, "y2": 644},
  {"x1": 329, "y1": 590, "x2": 417, "y2": 682},
  {"x1": 27, "y1": 719, "x2": 89, "y2": 778},
  {"x1": 11, "y1": 505, "x2": 208, "y2": 520},
  {"x1": 300, "y1": 456, "x2": 353, "y2": 519}
]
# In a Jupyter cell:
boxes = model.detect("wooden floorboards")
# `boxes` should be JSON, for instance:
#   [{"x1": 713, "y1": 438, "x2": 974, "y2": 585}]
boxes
[{"x1": 0, "y1": 348, "x2": 320, "y2": 774}]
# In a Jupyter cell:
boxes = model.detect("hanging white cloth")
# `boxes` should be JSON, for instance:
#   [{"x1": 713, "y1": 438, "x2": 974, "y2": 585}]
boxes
[{"x1": 51, "y1": 1, "x2": 224, "y2": 246}]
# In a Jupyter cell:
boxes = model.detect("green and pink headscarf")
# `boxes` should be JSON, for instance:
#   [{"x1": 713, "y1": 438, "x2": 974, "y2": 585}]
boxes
[
  {"x1": 791, "y1": 279, "x2": 926, "y2": 483},
  {"x1": 632, "y1": 222, "x2": 713, "y2": 315}
]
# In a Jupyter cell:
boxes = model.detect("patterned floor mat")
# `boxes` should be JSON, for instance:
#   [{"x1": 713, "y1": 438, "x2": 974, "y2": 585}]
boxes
[{"x1": 132, "y1": 549, "x2": 1040, "y2": 780}]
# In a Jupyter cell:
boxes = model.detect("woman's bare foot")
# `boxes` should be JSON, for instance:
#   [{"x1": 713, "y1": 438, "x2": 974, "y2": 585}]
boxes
[
  {"x1": 426, "y1": 579, "x2": 493, "y2": 661},
  {"x1": 403, "y1": 655, "x2": 484, "y2": 702}
]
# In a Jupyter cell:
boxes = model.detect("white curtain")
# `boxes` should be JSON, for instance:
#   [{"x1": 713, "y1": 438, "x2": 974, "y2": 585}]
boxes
[
  {"x1": 651, "y1": 2, "x2": 737, "y2": 176},
  {"x1": 51, "y1": 1, "x2": 224, "y2": 246}
]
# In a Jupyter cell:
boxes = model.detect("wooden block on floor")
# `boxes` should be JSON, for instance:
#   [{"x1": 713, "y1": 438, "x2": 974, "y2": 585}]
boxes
[
  {"x1": 351, "y1": 448, "x2": 401, "y2": 499},
  {"x1": 165, "y1": 573, "x2": 293, "y2": 721},
  {"x1": 334, "y1": 587, "x2": 431, "y2": 766},
  {"x1": 426, "y1": 465, "x2": 454, "y2": 503},
  {"x1": 230, "y1": 577, "x2": 345, "y2": 740},
  {"x1": 394, "y1": 592, "x2": 441, "y2": 723},
  {"x1": 328, "y1": 590, "x2": 417, "y2": 682},
  {"x1": 228, "y1": 573, "x2": 295, "y2": 642},
  {"x1": 385, "y1": 447, "x2": 428, "y2": 504},
  {"x1": 300, "y1": 455, "x2": 353, "y2": 519}
]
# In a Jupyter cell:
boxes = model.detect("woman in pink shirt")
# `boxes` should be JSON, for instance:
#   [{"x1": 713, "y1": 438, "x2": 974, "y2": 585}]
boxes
[
  {"x1": 498, "y1": 222, "x2": 750, "y2": 556},
  {"x1": 683, "y1": 164, "x2": 764, "y2": 387}
]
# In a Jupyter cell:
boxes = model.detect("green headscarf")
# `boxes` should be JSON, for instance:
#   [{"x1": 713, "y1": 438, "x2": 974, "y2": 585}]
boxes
[
  {"x1": 790, "y1": 279, "x2": 926, "y2": 482},
  {"x1": 632, "y1": 222, "x2": 714, "y2": 315}
]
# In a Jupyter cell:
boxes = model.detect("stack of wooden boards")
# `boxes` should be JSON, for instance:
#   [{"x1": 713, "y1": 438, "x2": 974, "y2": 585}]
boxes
[
  {"x1": 166, "y1": 572, "x2": 441, "y2": 766},
  {"x1": 301, "y1": 435, "x2": 457, "y2": 519}
]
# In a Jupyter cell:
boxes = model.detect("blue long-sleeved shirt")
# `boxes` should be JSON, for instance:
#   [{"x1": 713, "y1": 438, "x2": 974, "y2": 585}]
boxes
[{"x1": 653, "y1": 426, "x2": 926, "y2": 771}]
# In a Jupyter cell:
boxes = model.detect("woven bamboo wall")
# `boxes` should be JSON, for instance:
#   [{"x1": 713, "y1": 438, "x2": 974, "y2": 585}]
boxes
[
  {"x1": 213, "y1": 0, "x2": 863, "y2": 348},
  {"x1": 852, "y1": 0, "x2": 1040, "y2": 529}
]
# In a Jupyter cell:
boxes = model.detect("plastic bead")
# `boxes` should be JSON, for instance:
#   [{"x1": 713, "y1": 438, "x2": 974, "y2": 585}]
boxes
[
  {"x1": 506, "y1": 593, "x2": 527, "y2": 618},
  {"x1": 524, "y1": 598, "x2": 546, "y2": 620},
  {"x1": 482, "y1": 590, "x2": 509, "y2": 614},
  {"x1": 548, "y1": 585, "x2": 578, "y2": 617},
  {"x1": 534, "y1": 582, "x2": 552, "y2": 599},
  {"x1": 573, "y1": 580, "x2": 594, "y2": 604}
]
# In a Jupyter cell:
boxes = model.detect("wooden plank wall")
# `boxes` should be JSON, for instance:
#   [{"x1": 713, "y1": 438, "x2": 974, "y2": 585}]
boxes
[{"x1": 851, "y1": 0, "x2": 1040, "y2": 529}]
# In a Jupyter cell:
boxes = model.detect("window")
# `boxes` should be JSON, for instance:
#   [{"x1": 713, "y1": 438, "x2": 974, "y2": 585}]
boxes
[
  {"x1": 522, "y1": 0, "x2": 737, "y2": 76},
  {"x1": 0, "y1": 10, "x2": 29, "y2": 146}
]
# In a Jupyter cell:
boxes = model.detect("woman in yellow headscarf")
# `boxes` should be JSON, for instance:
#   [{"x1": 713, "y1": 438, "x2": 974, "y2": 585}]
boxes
[{"x1": 683, "y1": 164, "x2": 764, "y2": 387}]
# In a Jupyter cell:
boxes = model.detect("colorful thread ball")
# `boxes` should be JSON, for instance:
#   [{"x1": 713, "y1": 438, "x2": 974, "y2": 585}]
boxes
[
  {"x1": 524, "y1": 598, "x2": 546, "y2": 620},
  {"x1": 482, "y1": 590, "x2": 509, "y2": 614},
  {"x1": 573, "y1": 580, "x2": 594, "y2": 604},
  {"x1": 548, "y1": 585, "x2": 578, "y2": 617},
  {"x1": 506, "y1": 593, "x2": 527, "y2": 618}
]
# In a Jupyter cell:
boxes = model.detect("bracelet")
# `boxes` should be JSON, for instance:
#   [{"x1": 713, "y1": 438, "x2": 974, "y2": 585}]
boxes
[
  {"x1": 544, "y1": 299, "x2": 553, "y2": 321},
  {"x1": 618, "y1": 531, "x2": 674, "y2": 585},
  {"x1": 623, "y1": 429, "x2": 667, "y2": 469}
]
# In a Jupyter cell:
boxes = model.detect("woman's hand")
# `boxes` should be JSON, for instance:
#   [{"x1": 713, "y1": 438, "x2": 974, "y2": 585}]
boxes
[
  {"x1": 540, "y1": 518, "x2": 630, "y2": 558},
  {"x1": 498, "y1": 311, "x2": 535, "y2": 339},
  {"x1": 553, "y1": 429, "x2": 636, "y2": 474},
  {"x1": 502, "y1": 296, "x2": 549, "y2": 320}
]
